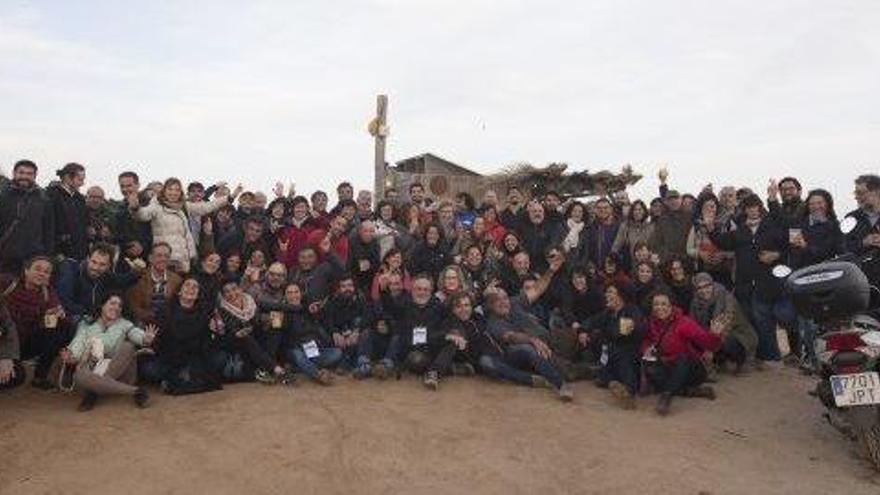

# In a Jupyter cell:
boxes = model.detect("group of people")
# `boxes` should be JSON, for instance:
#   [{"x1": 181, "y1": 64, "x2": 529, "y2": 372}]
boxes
[{"x1": 1, "y1": 159, "x2": 879, "y2": 416}]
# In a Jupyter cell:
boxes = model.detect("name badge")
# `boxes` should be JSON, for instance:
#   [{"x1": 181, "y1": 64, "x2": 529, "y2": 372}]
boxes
[
  {"x1": 303, "y1": 340, "x2": 320, "y2": 359},
  {"x1": 270, "y1": 311, "x2": 283, "y2": 329},
  {"x1": 413, "y1": 326, "x2": 428, "y2": 345},
  {"x1": 619, "y1": 317, "x2": 634, "y2": 336},
  {"x1": 44, "y1": 313, "x2": 59, "y2": 329},
  {"x1": 599, "y1": 345, "x2": 609, "y2": 366}
]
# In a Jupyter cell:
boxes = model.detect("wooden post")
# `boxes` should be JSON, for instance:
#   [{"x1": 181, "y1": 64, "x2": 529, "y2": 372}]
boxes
[{"x1": 373, "y1": 94, "x2": 388, "y2": 201}]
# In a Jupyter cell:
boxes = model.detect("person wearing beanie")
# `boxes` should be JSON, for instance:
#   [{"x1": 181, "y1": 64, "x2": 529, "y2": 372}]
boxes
[{"x1": 689, "y1": 272, "x2": 758, "y2": 374}]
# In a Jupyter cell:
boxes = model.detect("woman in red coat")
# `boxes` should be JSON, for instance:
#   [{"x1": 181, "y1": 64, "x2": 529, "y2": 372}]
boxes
[{"x1": 643, "y1": 290, "x2": 723, "y2": 416}]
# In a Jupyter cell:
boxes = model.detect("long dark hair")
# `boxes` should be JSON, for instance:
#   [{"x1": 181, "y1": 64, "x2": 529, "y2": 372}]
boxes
[{"x1": 803, "y1": 188, "x2": 837, "y2": 221}]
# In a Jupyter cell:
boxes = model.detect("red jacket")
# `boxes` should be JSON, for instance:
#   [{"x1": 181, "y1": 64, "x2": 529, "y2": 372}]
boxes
[
  {"x1": 277, "y1": 220, "x2": 317, "y2": 269},
  {"x1": 644, "y1": 307, "x2": 721, "y2": 363}
]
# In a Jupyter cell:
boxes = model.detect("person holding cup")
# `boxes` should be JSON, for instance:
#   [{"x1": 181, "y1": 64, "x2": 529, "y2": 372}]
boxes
[
  {"x1": 578, "y1": 284, "x2": 646, "y2": 410},
  {"x1": 0, "y1": 256, "x2": 70, "y2": 389}
]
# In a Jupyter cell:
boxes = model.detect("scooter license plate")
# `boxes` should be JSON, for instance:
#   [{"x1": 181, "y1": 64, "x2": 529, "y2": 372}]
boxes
[{"x1": 830, "y1": 372, "x2": 880, "y2": 407}]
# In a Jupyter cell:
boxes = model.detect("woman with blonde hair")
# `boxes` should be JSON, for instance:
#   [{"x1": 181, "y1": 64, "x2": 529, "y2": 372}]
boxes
[{"x1": 130, "y1": 178, "x2": 241, "y2": 272}]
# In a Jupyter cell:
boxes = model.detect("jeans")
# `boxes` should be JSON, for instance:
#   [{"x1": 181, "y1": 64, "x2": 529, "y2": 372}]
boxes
[
  {"x1": 478, "y1": 355, "x2": 534, "y2": 386},
  {"x1": 798, "y1": 316, "x2": 819, "y2": 367},
  {"x1": 504, "y1": 344, "x2": 564, "y2": 389},
  {"x1": 648, "y1": 357, "x2": 707, "y2": 396},
  {"x1": 751, "y1": 294, "x2": 796, "y2": 361},
  {"x1": 357, "y1": 330, "x2": 399, "y2": 365},
  {"x1": 288, "y1": 346, "x2": 343, "y2": 379},
  {"x1": 597, "y1": 353, "x2": 640, "y2": 394}
]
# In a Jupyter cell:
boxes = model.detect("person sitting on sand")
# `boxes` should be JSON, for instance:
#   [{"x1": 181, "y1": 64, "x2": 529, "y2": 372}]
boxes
[
  {"x1": 60, "y1": 292, "x2": 153, "y2": 411},
  {"x1": 643, "y1": 291, "x2": 723, "y2": 416}
]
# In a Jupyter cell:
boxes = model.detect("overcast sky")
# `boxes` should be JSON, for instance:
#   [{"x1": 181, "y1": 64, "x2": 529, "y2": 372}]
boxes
[{"x1": 1, "y1": 1, "x2": 877, "y2": 211}]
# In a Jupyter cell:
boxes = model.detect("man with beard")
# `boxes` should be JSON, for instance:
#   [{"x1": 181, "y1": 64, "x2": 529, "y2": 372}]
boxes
[
  {"x1": 57, "y1": 243, "x2": 141, "y2": 324},
  {"x1": 0, "y1": 160, "x2": 55, "y2": 274},
  {"x1": 322, "y1": 274, "x2": 374, "y2": 371},
  {"x1": 767, "y1": 177, "x2": 805, "y2": 230},
  {"x1": 518, "y1": 200, "x2": 563, "y2": 273}
]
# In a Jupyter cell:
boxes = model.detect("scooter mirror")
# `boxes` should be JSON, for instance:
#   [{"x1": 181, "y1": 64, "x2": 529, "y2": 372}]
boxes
[
  {"x1": 840, "y1": 216, "x2": 858, "y2": 235},
  {"x1": 772, "y1": 265, "x2": 792, "y2": 279}
]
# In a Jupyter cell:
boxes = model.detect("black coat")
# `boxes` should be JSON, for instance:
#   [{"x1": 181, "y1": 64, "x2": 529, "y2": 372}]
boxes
[
  {"x1": 407, "y1": 241, "x2": 450, "y2": 281},
  {"x1": 0, "y1": 183, "x2": 54, "y2": 270},
  {"x1": 46, "y1": 183, "x2": 87, "y2": 260},
  {"x1": 711, "y1": 217, "x2": 788, "y2": 301},
  {"x1": 789, "y1": 217, "x2": 843, "y2": 269},
  {"x1": 517, "y1": 219, "x2": 563, "y2": 272},
  {"x1": 393, "y1": 296, "x2": 447, "y2": 351}
]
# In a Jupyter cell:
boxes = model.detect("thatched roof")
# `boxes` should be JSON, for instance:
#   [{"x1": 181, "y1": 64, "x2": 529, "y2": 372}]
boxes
[{"x1": 485, "y1": 162, "x2": 642, "y2": 199}]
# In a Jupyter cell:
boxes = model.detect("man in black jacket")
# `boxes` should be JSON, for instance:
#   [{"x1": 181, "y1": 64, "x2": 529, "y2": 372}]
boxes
[
  {"x1": 46, "y1": 163, "x2": 88, "y2": 261},
  {"x1": 517, "y1": 200, "x2": 562, "y2": 273},
  {"x1": 708, "y1": 194, "x2": 795, "y2": 363},
  {"x1": 115, "y1": 171, "x2": 152, "y2": 262},
  {"x1": 0, "y1": 160, "x2": 54, "y2": 274},
  {"x1": 56, "y1": 243, "x2": 141, "y2": 325}
]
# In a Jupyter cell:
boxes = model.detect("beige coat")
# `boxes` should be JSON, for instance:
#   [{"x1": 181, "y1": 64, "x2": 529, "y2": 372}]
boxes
[{"x1": 134, "y1": 196, "x2": 228, "y2": 272}]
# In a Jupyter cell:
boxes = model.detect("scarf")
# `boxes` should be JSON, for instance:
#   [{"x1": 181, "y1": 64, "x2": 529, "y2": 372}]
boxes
[
  {"x1": 690, "y1": 283, "x2": 727, "y2": 326},
  {"x1": 562, "y1": 219, "x2": 584, "y2": 252},
  {"x1": 744, "y1": 216, "x2": 761, "y2": 234},
  {"x1": 219, "y1": 292, "x2": 257, "y2": 322},
  {"x1": 291, "y1": 216, "x2": 308, "y2": 228},
  {"x1": 808, "y1": 213, "x2": 828, "y2": 226}
]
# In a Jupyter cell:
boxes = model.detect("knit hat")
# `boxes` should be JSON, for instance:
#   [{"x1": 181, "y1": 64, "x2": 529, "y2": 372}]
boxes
[{"x1": 692, "y1": 272, "x2": 714, "y2": 288}]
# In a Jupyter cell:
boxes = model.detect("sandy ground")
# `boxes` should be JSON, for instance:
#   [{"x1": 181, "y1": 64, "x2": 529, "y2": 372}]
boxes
[{"x1": 2, "y1": 367, "x2": 880, "y2": 495}]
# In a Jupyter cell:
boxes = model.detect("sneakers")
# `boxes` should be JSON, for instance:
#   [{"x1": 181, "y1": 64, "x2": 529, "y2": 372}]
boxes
[
  {"x1": 279, "y1": 369, "x2": 298, "y2": 386},
  {"x1": 558, "y1": 383, "x2": 574, "y2": 402},
  {"x1": 255, "y1": 369, "x2": 276, "y2": 385},
  {"x1": 451, "y1": 362, "x2": 476, "y2": 377},
  {"x1": 655, "y1": 393, "x2": 672, "y2": 416},
  {"x1": 608, "y1": 380, "x2": 636, "y2": 410},
  {"x1": 78, "y1": 392, "x2": 98, "y2": 412},
  {"x1": 353, "y1": 362, "x2": 372, "y2": 379},
  {"x1": 423, "y1": 371, "x2": 440, "y2": 391},
  {"x1": 530, "y1": 375, "x2": 553, "y2": 389},
  {"x1": 315, "y1": 369, "x2": 334, "y2": 386},
  {"x1": 133, "y1": 387, "x2": 150, "y2": 408}
]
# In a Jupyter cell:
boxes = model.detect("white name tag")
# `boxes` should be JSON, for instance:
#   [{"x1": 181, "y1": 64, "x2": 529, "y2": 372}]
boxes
[
  {"x1": 413, "y1": 326, "x2": 428, "y2": 345},
  {"x1": 303, "y1": 340, "x2": 320, "y2": 359}
]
